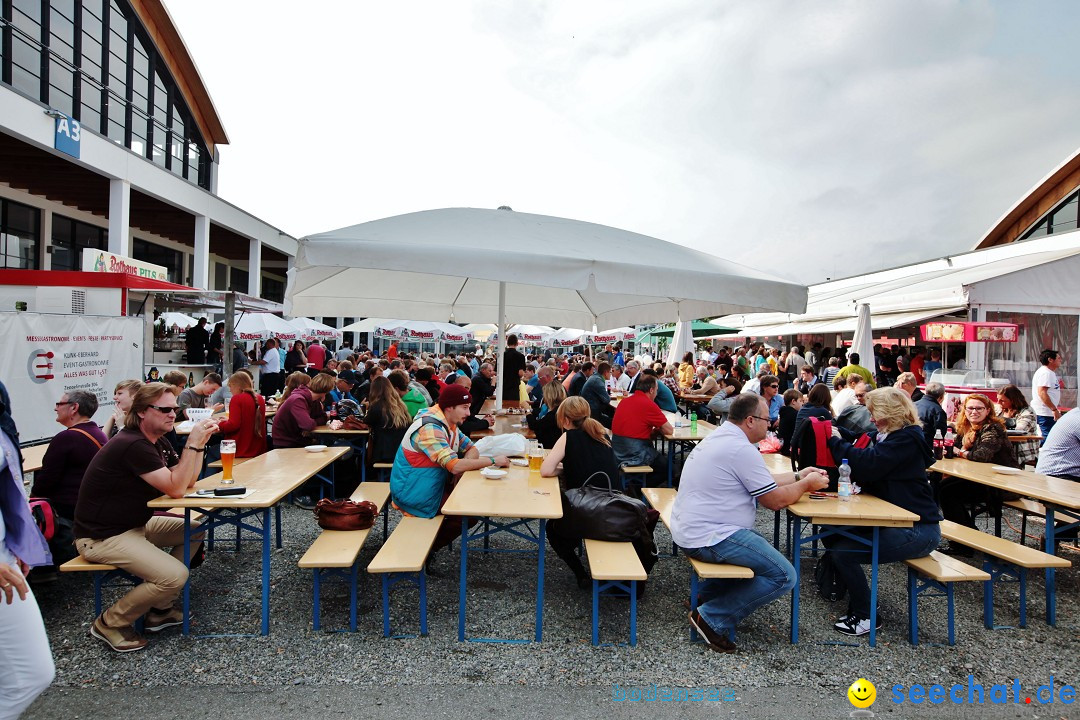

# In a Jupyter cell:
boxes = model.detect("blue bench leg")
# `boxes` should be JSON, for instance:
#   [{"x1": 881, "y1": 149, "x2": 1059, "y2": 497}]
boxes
[
  {"x1": 983, "y1": 574, "x2": 994, "y2": 629},
  {"x1": 312, "y1": 569, "x2": 322, "y2": 631},
  {"x1": 946, "y1": 582, "x2": 956, "y2": 646},
  {"x1": 419, "y1": 570, "x2": 429, "y2": 636},
  {"x1": 1019, "y1": 568, "x2": 1027, "y2": 628},
  {"x1": 93, "y1": 571, "x2": 105, "y2": 617},
  {"x1": 275, "y1": 504, "x2": 283, "y2": 549},
  {"x1": 591, "y1": 579, "x2": 600, "y2": 646},
  {"x1": 629, "y1": 581, "x2": 638, "y2": 646},
  {"x1": 908, "y1": 567, "x2": 918, "y2": 646},
  {"x1": 349, "y1": 563, "x2": 359, "y2": 633},
  {"x1": 689, "y1": 572, "x2": 699, "y2": 641},
  {"x1": 381, "y1": 575, "x2": 391, "y2": 637}
]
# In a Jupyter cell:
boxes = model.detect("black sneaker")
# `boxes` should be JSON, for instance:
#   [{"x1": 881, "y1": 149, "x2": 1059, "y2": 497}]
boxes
[
  {"x1": 834, "y1": 612, "x2": 884, "y2": 637},
  {"x1": 689, "y1": 610, "x2": 737, "y2": 653},
  {"x1": 293, "y1": 495, "x2": 317, "y2": 510}
]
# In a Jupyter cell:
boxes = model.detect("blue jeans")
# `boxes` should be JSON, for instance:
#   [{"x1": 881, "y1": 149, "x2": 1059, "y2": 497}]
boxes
[
  {"x1": 683, "y1": 528, "x2": 796, "y2": 632},
  {"x1": 1037, "y1": 415, "x2": 1056, "y2": 446},
  {"x1": 825, "y1": 522, "x2": 941, "y2": 617}
]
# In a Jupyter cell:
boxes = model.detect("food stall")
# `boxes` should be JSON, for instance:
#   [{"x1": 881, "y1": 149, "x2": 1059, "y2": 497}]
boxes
[{"x1": 921, "y1": 321, "x2": 1019, "y2": 421}]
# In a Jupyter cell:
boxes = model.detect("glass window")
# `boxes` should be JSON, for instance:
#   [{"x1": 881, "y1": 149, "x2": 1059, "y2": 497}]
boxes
[
  {"x1": 187, "y1": 141, "x2": 201, "y2": 181},
  {"x1": 986, "y1": 310, "x2": 1078, "y2": 409},
  {"x1": 132, "y1": 238, "x2": 181, "y2": 283},
  {"x1": 11, "y1": 0, "x2": 43, "y2": 38},
  {"x1": 106, "y1": 90, "x2": 125, "y2": 143},
  {"x1": 151, "y1": 120, "x2": 167, "y2": 166},
  {"x1": 80, "y1": 36, "x2": 103, "y2": 81},
  {"x1": 1, "y1": 199, "x2": 41, "y2": 270},
  {"x1": 1023, "y1": 218, "x2": 1049, "y2": 239},
  {"x1": 11, "y1": 35, "x2": 42, "y2": 98},
  {"x1": 49, "y1": 59, "x2": 75, "y2": 115},
  {"x1": 50, "y1": 6, "x2": 77, "y2": 65},
  {"x1": 131, "y1": 107, "x2": 150, "y2": 156},
  {"x1": 230, "y1": 266, "x2": 249, "y2": 292},
  {"x1": 261, "y1": 277, "x2": 284, "y2": 304},
  {"x1": 51, "y1": 214, "x2": 107, "y2": 271},
  {"x1": 1050, "y1": 194, "x2": 1079, "y2": 235},
  {"x1": 153, "y1": 70, "x2": 168, "y2": 124},
  {"x1": 80, "y1": 76, "x2": 103, "y2": 131}
]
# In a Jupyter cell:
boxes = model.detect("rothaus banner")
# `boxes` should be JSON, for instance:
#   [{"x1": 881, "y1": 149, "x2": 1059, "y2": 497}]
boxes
[{"x1": 2, "y1": 313, "x2": 143, "y2": 444}]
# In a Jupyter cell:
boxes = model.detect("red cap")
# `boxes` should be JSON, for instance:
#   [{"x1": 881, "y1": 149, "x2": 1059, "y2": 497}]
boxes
[{"x1": 438, "y1": 384, "x2": 472, "y2": 409}]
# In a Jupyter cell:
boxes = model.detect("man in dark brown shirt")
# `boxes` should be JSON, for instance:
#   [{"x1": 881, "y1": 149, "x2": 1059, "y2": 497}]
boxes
[{"x1": 74, "y1": 383, "x2": 218, "y2": 653}]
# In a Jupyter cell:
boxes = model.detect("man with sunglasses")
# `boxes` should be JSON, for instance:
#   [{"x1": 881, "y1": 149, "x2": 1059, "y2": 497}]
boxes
[
  {"x1": 74, "y1": 383, "x2": 218, "y2": 653},
  {"x1": 672, "y1": 393, "x2": 829, "y2": 653}
]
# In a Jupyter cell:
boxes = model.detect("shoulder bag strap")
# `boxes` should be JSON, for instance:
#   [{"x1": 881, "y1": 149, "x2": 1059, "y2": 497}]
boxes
[{"x1": 69, "y1": 427, "x2": 103, "y2": 450}]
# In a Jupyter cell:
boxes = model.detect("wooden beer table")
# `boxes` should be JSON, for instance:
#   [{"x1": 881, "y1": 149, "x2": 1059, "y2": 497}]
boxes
[
  {"x1": 931, "y1": 457, "x2": 1080, "y2": 624},
  {"x1": 786, "y1": 493, "x2": 919, "y2": 647},
  {"x1": 441, "y1": 464, "x2": 562, "y2": 643},
  {"x1": 148, "y1": 446, "x2": 349, "y2": 636},
  {"x1": 21, "y1": 443, "x2": 49, "y2": 474},
  {"x1": 659, "y1": 411, "x2": 717, "y2": 486}
]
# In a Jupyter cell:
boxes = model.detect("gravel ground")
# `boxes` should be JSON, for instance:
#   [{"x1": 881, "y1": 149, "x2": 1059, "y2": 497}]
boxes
[{"x1": 27, "y1": 500, "x2": 1080, "y2": 700}]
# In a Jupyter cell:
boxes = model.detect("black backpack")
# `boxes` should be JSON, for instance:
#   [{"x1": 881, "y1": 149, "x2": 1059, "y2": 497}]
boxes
[{"x1": 814, "y1": 551, "x2": 847, "y2": 602}]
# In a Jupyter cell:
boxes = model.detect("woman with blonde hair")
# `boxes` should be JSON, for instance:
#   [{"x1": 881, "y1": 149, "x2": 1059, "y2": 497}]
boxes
[
  {"x1": 526, "y1": 379, "x2": 566, "y2": 449},
  {"x1": 939, "y1": 392, "x2": 1018, "y2": 541},
  {"x1": 103, "y1": 379, "x2": 143, "y2": 438},
  {"x1": 215, "y1": 371, "x2": 266, "y2": 458},
  {"x1": 541, "y1": 397, "x2": 657, "y2": 589},
  {"x1": 678, "y1": 351, "x2": 696, "y2": 389},
  {"x1": 822, "y1": 387, "x2": 941, "y2": 637},
  {"x1": 364, "y1": 375, "x2": 413, "y2": 466},
  {"x1": 280, "y1": 371, "x2": 311, "y2": 403}
]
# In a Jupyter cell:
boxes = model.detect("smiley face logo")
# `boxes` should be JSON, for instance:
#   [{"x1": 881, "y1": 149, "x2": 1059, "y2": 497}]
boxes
[{"x1": 847, "y1": 678, "x2": 876, "y2": 708}]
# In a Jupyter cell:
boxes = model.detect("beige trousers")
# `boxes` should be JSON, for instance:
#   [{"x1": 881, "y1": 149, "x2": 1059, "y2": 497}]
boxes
[{"x1": 76, "y1": 516, "x2": 203, "y2": 628}]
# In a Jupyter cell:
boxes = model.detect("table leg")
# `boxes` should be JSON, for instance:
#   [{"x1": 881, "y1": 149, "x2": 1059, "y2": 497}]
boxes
[
  {"x1": 458, "y1": 516, "x2": 468, "y2": 642},
  {"x1": 536, "y1": 519, "x2": 546, "y2": 643},
  {"x1": 868, "y1": 526, "x2": 879, "y2": 648},
  {"x1": 182, "y1": 508, "x2": 194, "y2": 635},
  {"x1": 667, "y1": 442, "x2": 675, "y2": 487},
  {"x1": 1045, "y1": 507, "x2": 1057, "y2": 626},
  {"x1": 790, "y1": 515, "x2": 802, "y2": 643},
  {"x1": 260, "y1": 508, "x2": 271, "y2": 635},
  {"x1": 275, "y1": 504, "x2": 283, "y2": 549}
]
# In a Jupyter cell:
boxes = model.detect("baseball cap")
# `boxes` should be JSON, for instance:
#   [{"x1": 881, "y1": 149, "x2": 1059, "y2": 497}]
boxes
[{"x1": 338, "y1": 369, "x2": 358, "y2": 386}]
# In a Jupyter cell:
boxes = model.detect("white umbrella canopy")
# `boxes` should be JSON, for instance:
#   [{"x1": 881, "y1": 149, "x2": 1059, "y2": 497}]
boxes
[
  {"x1": 548, "y1": 327, "x2": 588, "y2": 348},
  {"x1": 233, "y1": 313, "x2": 298, "y2": 343},
  {"x1": 157, "y1": 311, "x2": 198, "y2": 329},
  {"x1": 289, "y1": 317, "x2": 343, "y2": 342},
  {"x1": 849, "y1": 303, "x2": 875, "y2": 370},
  {"x1": 462, "y1": 323, "x2": 497, "y2": 341},
  {"x1": 339, "y1": 317, "x2": 398, "y2": 334},
  {"x1": 286, "y1": 208, "x2": 807, "y2": 327},
  {"x1": 588, "y1": 327, "x2": 637, "y2": 344},
  {"x1": 666, "y1": 321, "x2": 696, "y2": 366}
]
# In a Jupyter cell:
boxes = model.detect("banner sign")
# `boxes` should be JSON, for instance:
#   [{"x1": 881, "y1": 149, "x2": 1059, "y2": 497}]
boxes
[
  {"x1": 54, "y1": 114, "x2": 81, "y2": 159},
  {"x1": 921, "y1": 321, "x2": 1019, "y2": 343},
  {"x1": 375, "y1": 327, "x2": 404, "y2": 339},
  {"x1": 2, "y1": 313, "x2": 144, "y2": 444},
  {"x1": 442, "y1": 333, "x2": 471, "y2": 343},
  {"x1": 407, "y1": 329, "x2": 437, "y2": 340},
  {"x1": 82, "y1": 249, "x2": 169, "y2": 282}
]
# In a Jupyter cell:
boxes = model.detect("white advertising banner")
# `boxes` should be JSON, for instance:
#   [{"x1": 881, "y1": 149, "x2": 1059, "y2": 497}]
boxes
[{"x1": 2, "y1": 312, "x2": 144, "y2": 444}]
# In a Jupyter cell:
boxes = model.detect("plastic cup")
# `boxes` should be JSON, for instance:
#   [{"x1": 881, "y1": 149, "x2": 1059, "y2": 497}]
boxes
[{"x1": 220, "y1": 440, "x2": 236, "y2": 484}]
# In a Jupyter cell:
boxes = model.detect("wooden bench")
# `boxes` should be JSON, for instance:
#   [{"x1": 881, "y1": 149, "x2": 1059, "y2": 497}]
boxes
[
  {"x1": 618, "y1": 465, "x2": 652, "y2": 493},
  {"x1": 641, "y1": 487, "x2": 753, "y2": 642},
  {"x1": 904, "y1": 551, "x2": 990, "y2": 645},
  {"x1": 940, "y1": 519, "x2": 1070, "y2": 628},
  {"x1": 297, "y1": 482, "x2": 392, "y2": 632},
  {"x1": 1004, "y1": 498, "x2": 1047, "y2": 547},
  {"x1": 584, "y1": 539, "x2": 647, "y2": 646},
  {"x1": 367, "y1": 515, "x2": 443, "y2": 637}
]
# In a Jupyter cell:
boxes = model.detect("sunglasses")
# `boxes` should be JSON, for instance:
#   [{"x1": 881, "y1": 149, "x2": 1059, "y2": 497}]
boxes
[
  {"x1": 148, "y1": 405, "x2": 179, "y2": 415},
  {"x1": 54, "y1": 401, "x2": 74, "y2": 408}
]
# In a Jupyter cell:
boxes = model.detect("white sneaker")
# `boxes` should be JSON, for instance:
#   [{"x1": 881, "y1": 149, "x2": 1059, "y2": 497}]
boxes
[{"x1": 834, "y1": 613, "x2": 883, "y2": 637}]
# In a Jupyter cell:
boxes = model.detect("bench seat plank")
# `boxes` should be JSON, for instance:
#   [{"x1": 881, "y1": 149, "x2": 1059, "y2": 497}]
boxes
[
  {"x1": 350, "y1": 481, "x2": 391, "y2": 509},
  {"x1": 940, "y1": 520, "x2": 1071, "y2": 569},
  {"x1": 585, "y1": 539, "x2": 647, "y2": 581},
  {"x1": 368, "y1": 516, "x2": 442, "y2": 574},
  {"x1": 905, "y1": 551, "x2": 990, "y2": 583},
  {"x1": 299, "y1": 529, "x2": 374, "y2": 568}
]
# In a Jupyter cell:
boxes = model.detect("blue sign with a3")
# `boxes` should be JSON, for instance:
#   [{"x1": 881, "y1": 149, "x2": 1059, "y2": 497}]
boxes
[{"x1": 54, "y1": 115, "x2": 81, "y2": 159}]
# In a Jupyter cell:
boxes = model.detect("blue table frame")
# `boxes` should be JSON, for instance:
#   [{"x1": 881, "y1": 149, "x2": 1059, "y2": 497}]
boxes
[
  {"x1": 1043, "y1": 504, "x2": 1080, "y2": 625},
  {"x1": 456, "y1": 516, "x2": 548, "y2": 643}
]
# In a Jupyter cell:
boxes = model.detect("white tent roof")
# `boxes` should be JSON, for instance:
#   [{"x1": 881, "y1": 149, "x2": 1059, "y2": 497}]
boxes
[
  {"x1": 286, "y1": 208, "x2": 807, "y2": 327},
  {"x1": 714, "y1": 232, "x2": 1080, "y2": 335}
]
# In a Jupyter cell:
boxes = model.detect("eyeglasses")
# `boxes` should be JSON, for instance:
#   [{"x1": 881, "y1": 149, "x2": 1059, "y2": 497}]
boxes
[
  {"x1": 748, "y1": 415, "x2": 772, "y2": 423},
  {"x1": 148, "y1": 405, "x2": 179, "y2": 415},
  {"x1": 54, "y1": 401, "x2": 74, "y2": 408},
  {"x1": 964, "y1": 406, "x2": 987, "y2": 413}
]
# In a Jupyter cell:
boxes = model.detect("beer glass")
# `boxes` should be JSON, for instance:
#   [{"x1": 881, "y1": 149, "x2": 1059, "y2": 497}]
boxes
[{"x1": 220, "y1": 439, "x2": 236, "y2": 484}]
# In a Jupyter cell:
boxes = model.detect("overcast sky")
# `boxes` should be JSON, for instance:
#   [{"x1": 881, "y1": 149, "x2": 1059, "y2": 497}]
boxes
[{"x1": 166, "y1": 0, "x2": 1080, "y2": 284}]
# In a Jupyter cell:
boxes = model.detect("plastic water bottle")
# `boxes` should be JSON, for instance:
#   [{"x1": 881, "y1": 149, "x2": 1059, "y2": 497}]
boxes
[
  {"x1": 838, "y1": 459, "x2": 852, "y2": 502},
  {"x1": 690, "y1": 412, "x2": 698, "y2": 435}
]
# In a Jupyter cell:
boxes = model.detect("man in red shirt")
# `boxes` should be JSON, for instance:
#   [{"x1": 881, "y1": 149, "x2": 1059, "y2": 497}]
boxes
[
  {"x1": 909, "y1": 347, "x2": 926, "y2": 385},
  {"x1": 306, "y1": 340, "x2": 327, "y2": 371},
  {"x1": 611, "y1": 374, "x2": 674, "y2": 488}
]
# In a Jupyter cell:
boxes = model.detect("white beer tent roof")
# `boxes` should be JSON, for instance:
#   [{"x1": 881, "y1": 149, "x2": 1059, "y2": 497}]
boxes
[{"x1": 713, "y1": 232, "x2": 1080, "y2": 338}]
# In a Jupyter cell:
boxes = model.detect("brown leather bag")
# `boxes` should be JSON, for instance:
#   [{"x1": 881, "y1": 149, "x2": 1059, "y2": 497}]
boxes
[{"x1": 314, "y1": 499, "x2": 378, "y2": 531}]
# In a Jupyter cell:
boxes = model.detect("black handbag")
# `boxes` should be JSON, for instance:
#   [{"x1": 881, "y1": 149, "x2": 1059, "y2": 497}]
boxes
[{"x1": 564, "y1": 471, "x2": 649, "y2": 542}]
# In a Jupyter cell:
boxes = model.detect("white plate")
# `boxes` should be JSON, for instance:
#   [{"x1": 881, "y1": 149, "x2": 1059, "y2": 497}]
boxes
[
  {"x1": 992, "y1": 465, "x2": 1020, "y2": 475},
  {"x1": 305, "y1": 444, "x2": 328, "y2": 453},
  {"x1": 480, "y1": 467, "x2": 507, "y2": 478},
  {"x1": 510, "y1": 458, "x2": 529, "y2": 466}
]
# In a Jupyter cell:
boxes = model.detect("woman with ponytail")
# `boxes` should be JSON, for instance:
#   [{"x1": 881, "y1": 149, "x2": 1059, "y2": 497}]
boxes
[
  {"x1": 540, "y1": 397, "x2": 657, "y2": 588},
  {"x1": 215, "y1": 371, "x2": 267, "y2": 457}
]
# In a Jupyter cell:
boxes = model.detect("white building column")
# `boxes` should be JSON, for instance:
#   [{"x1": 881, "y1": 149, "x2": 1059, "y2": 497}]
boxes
[
  {"x1": 107, "y1": 179, "x2": 130, "y2": 256},
  {"x1": 248, "y1": 237, "x2": 262, "y2": 297},
  {"x1": 193, "y1": 215, "x2": 210, "y2": 289}
]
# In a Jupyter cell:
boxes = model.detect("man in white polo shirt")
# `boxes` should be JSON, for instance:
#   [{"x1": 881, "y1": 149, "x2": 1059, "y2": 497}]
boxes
[
  {"x1": 671, "y1": 393, "x2": 828, "y2": 653},
  {"x1": 1031, "y1": 348, "x2": 1064, "y2": 445}
]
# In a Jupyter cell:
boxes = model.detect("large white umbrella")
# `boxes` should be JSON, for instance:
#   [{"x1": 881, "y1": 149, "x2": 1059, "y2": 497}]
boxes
[
  {"x1": 287, "y1": 207, "x2": 807, "y2": 406},
  {"x1": 588, "y1": 327, "x2": 637, "y2": 344},
  {"x1": 233, "y1": 313, "x2": 298, "y2": 343},
  {"x1": 289, "y1": 317, "x2": 343, "y2": 342},
  {"x1": 666, "y1": 320, "x2": 696, "y2": 366},
  {"x1": 849, "y1": 303, "x2": 875, "y2": 372},
  {"x1": 462, "y1": 323, "x2": 498, "y2": 341},
  {"x1": 158, "y1": 311, "x2": 198, "y2": 329},
  {"x1": 548, "y1": 327, "x2": 588, "y2": 348}
]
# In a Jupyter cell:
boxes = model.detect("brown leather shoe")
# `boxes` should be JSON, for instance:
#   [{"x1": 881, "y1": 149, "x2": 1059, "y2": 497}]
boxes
[
  {"x1": 689, "y1": 609, "x2": 737, "y2": 653},
  {"x1": 90, "y1": 614, "x2": 147, "y2": 653}
]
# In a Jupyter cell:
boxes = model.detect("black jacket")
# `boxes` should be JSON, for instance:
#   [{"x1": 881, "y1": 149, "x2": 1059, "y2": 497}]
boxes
[
  {"x1": 914, "y1": 396, "x2": 948, "y2": 448},
  {"x1": 828, "y1": 424, "x2": 942, "y2": 523},
  {"x1": 470, "y1": 373, "x2": 494, "y2": 417}
]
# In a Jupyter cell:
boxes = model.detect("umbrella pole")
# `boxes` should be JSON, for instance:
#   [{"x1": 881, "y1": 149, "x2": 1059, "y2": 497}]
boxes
[{"x1": 495, "y1": 282, "x2": 506, "y2": 411}]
